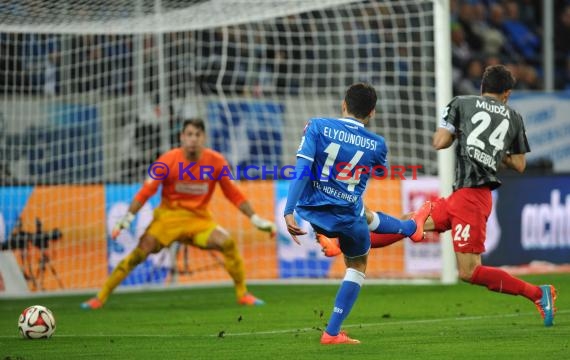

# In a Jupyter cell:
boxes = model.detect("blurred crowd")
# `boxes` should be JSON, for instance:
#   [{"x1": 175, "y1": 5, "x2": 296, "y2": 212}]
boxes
[
  {"x1": 451, "y1": 0, "x2": 570, "y2": 94},
  {"x1": 1, "y1": 0, "x2": 570, "y2": 99}
]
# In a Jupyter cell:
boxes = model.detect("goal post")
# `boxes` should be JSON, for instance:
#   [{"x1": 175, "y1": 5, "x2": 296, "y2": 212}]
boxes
[
  {"x1": 433, "y1": 0, "x2": 457, "y2": 284},
  {"x1": 0, "y1": 0, "x2": 455, "y2": 295}
]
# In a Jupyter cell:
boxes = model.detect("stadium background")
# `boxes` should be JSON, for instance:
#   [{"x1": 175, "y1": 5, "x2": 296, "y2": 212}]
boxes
[{"x1": 0, "y1": 0, "x2": 569, "y2": 295}]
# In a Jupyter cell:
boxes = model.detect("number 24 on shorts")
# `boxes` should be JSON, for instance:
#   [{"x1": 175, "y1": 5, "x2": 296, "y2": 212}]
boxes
[{"x1": 453, "y1": 224, "x2": 471, "y2": 241}]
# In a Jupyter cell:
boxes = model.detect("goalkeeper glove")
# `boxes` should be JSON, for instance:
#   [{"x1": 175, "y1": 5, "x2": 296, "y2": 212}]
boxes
[
  {"x1": 111, "y1": 212, "x2": 135, "y2": 240},
  {"x1": 250, "y1": 214, "x2": 276, "y2": 237}
]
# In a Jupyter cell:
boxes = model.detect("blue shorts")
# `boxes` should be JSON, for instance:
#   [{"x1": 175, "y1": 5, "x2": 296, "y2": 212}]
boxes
[
  {"x1": 299, "y1": 211, "x2": 370, "y2": 258},
  {"x1": 297, "y1": 206, "x2": 370, "y2": 258},
  {"x1": 312, "y1": 221, "x2": 370, "y2": 258}
]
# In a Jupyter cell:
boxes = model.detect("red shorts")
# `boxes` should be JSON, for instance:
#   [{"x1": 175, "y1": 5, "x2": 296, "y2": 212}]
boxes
[{"x1": 430, "y1": 187, "x2": 492, "y2": 254}]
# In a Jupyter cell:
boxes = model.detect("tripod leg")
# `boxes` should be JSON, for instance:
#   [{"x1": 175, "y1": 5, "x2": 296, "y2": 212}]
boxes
[
  {"x1": 169, "y1": 242, "x2": 180, "y2": 284},
  {"x1": 47, "y1": 261, "x2": 64, "y2": 289},
  {"x1": 23, "y1": 248, "x2": 39, "y2": 291},
  {"x1": 42, "y1": 253, "x2": 64, "y2": 289},
  {"x1": 36, "y1": 254, "x2": 47, "y2": 291},
  {"x1": 184, "y1": 250, "x2": 225, "y2": 275},
  {"x1": 208, "y1": 251, "x2": 225, "y2": 267},
  {"x1": 183, "y1": 244, "x2": 190, "y2": 274}
]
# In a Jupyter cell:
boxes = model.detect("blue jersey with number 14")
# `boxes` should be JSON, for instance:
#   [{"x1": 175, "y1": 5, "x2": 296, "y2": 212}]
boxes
[{"x1": 295, "y1": 117, "x2": 388, "y2": 229}]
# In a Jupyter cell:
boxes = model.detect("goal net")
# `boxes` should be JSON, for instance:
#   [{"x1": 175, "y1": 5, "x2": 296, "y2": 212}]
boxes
[{"x1": 0, "y1": 0, "x2": 447, "y2": 294}]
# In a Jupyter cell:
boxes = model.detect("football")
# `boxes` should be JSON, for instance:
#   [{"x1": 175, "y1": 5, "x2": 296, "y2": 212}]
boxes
[{"x1": 18, "y1": 305, "x2": 56, "y2": 339}]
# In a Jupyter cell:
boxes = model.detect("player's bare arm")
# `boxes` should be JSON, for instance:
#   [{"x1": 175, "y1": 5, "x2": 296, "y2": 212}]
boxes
[
  {"x1": 432, "y1": 128, "x2": 455, "y2": 150},
  {"x1": 502, "y1": 153, "x2": 526, "y2": 173},
  {"x1": 238, "y1": 201, "x2": 256, "y2": 218},
  {"x1": 127, "y1": 199, "x2": 144, "y2": 216}
]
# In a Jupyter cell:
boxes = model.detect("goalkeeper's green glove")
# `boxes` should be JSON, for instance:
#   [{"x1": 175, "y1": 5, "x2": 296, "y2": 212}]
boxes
[
  {"x1": 250, "y1": 214, "x2": 276, "y2": 238},
  {"x1": 111, "y1": 212, "x2": 135, "y2": 240}
]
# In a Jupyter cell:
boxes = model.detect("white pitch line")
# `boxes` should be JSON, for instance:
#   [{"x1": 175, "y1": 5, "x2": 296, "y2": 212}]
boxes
[
  {"x1": 224, "y1": 309, "x2": 570, "y2": 337},
  {"x1": 2, "y1": 310, "x2": 566, "y2": 339}
]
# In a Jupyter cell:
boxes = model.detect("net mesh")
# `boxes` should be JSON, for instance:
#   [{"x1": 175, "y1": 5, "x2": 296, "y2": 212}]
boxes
[{"x1": 0, "y1": 0, "x2": 439, "y2": 292}]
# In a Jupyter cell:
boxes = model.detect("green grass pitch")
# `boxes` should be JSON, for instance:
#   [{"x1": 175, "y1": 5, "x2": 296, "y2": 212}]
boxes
[{"x1": 1, "y1": 274, "x2": 569, "y2": 359}]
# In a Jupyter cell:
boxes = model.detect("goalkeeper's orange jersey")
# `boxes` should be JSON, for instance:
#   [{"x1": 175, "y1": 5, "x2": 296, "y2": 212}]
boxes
[{"x1": 134, "y1": 148, "x2": 247, "y2": 216}]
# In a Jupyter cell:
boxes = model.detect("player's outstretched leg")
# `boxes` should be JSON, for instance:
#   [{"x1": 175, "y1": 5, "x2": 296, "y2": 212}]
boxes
[
  {"x1": 316, "y1": 203, "x2": 433, "y2": 257},
  {"x1": 469, "y1": 264, "x2": 557, "y2": 326},
  {"x1": 318, "y1": 232, "x2": 408, "y2": 257},
  {"x1": 535, "y1": 285, "x2": 557, "y2": 327},
  {"x1": 368, "y1": 202, "x2": 432, "y2": 242},
  {"x1": 81, "y1": 247, "x2": 147, "y2": 310},
  {"x1": 370, "y1": 233, "x2": 405, "y2": 248}
]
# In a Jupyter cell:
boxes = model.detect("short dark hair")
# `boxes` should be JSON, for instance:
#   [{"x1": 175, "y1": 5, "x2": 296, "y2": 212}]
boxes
[
  {"x1": 181, "y1": 118, "x2": 205, "y2": 133},
  {"x1": 481, "y1": 65, "x2": 516, "y2": 94},
  {"x1": 344, "y1": 83, "x2": 377, "y2": 119}
]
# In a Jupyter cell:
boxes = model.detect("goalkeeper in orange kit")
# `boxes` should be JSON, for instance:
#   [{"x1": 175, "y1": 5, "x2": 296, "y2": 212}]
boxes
[{"x1": 82, "y1": 118, "x2": 275, "y2": 309}]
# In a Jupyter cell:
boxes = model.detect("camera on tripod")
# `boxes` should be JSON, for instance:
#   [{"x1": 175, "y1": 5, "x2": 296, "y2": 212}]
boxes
[
  {"x1": 1, "y1": 217, "x2": 64, "y2": 290},
  {"x1": 1, "y1": 217, "x2": 62, "y2": 251}
]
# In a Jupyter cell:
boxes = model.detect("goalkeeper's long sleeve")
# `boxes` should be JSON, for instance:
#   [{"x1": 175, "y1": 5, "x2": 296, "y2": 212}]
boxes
[{"x1": 283, "y1": 157, "x2": 312, "y2": 216}]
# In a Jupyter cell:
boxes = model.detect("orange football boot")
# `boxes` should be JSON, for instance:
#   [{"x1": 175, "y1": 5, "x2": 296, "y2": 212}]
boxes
[
  {"x1": 316, "y1": 233, "x2": 341, "y2": 257},
  {"x1": 409, "y1": 201, "x2": 432, "y2": 242},
  {"x1": 320, "y1": 331, "x2": 360, "y2": 345}
]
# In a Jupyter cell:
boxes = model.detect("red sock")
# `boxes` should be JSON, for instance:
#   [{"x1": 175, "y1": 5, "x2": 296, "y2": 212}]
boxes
[
  {"x1": 370, "y1": 233, "x2": 405, "y2": 248},
  {"x1": 470, "y1": 265, "x2": 542, "y2": 302}
]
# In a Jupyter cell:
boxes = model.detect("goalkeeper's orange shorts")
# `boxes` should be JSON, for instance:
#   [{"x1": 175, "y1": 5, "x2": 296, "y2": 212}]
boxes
[{"x1": 144, "y1": 207, "x2": 217, "y2": 250}]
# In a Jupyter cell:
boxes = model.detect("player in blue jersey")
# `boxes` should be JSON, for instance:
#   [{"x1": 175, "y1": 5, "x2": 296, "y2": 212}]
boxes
[{"x1": 284, "y1": 83, "x2": 429, "y2": 345}]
